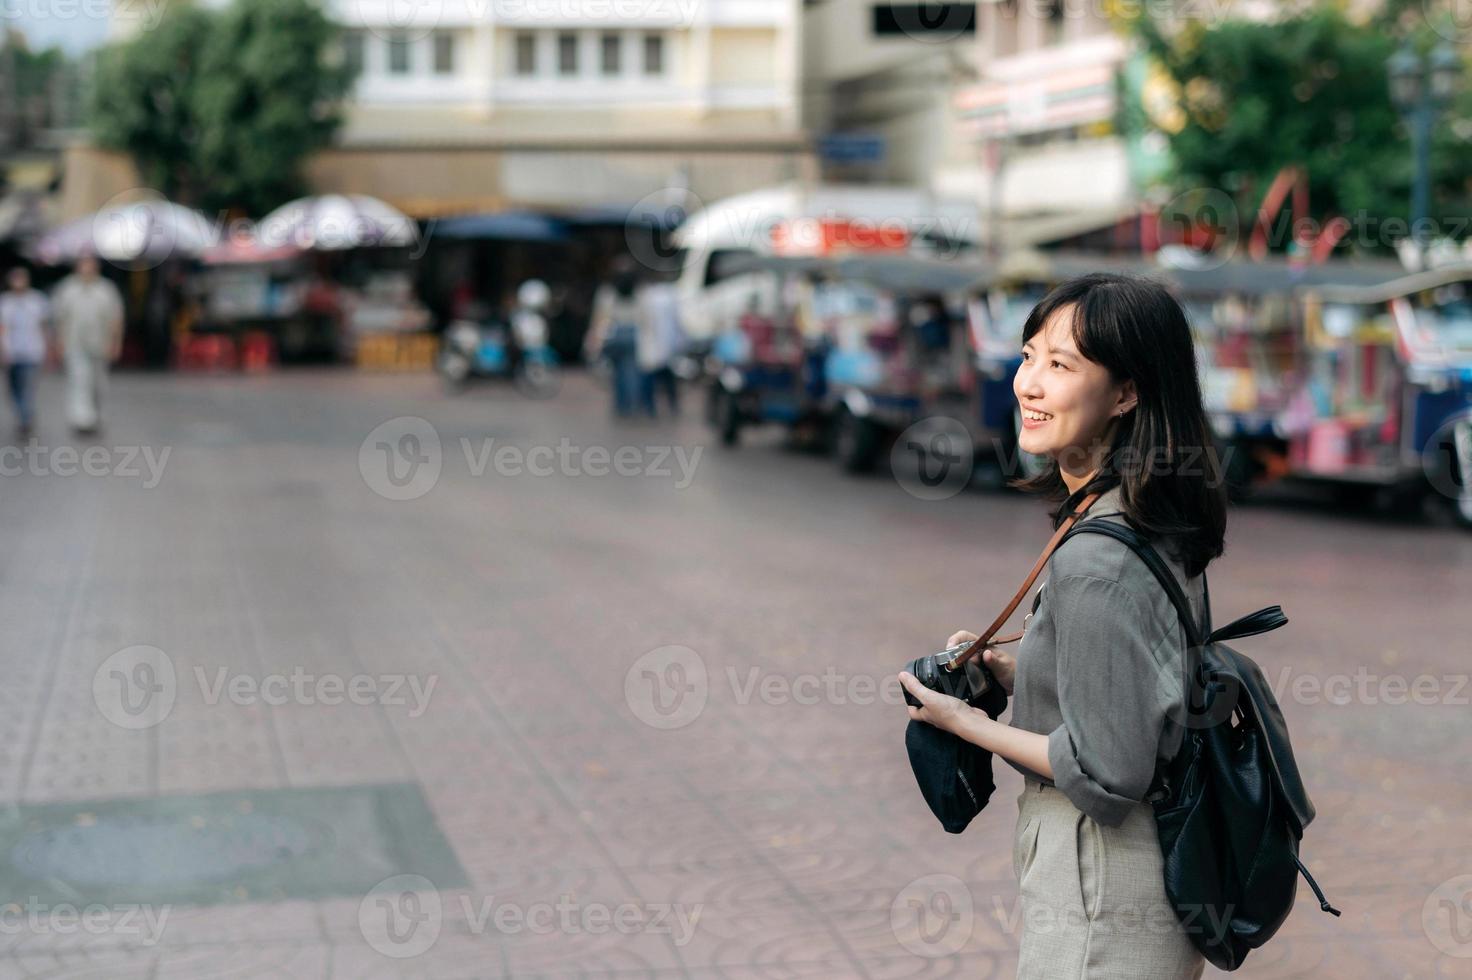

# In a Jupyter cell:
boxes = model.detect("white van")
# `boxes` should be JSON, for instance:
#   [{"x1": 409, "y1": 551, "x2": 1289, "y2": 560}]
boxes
[{"x1": 672, "y1": 183, "x2": 979, "y2": 342}]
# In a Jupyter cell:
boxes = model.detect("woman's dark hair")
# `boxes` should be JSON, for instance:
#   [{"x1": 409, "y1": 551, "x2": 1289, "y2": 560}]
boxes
[
  {"x1": 611, "y1": 256, "x2": 640, "y2": 299},
  {"x1": 1012, "y1": 272, "x2": 1227, "y2": 578}
]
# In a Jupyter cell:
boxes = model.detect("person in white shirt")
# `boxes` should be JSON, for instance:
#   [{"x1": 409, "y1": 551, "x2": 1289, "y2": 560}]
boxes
[
  {"x1": 52, "y1": 254, "x2": 125, "y2": 434},
  {"x1": 639, "y1": 280, "x2": 685, "y2": 417},
  {"x1": 583, "y1": 260, "x2": 646, "y2": 419},
  {"x1": 0, "y1": 266, "x2": 51, "y2": 437}
]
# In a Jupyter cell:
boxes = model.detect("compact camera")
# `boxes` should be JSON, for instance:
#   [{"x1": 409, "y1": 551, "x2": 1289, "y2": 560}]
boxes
[{"x1": 903, "y1": 643, "x2": 998, "y2": 709}]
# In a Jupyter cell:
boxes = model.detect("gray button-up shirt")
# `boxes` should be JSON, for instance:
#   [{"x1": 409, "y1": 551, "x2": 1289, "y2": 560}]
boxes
[{"x1": 1007, "y1": 485, "x2": 1208, "y2": 826}]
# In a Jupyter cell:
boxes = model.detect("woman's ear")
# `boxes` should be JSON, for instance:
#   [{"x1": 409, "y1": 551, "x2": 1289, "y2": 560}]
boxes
[{"x1": 1116, "y1": 380, "x2": 1138, "y2": 417}]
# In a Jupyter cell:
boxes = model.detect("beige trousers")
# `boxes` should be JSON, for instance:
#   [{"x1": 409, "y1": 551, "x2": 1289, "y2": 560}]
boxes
[{"x1": 1014, "y1": 780, "x2": 1206, "y2": 979}]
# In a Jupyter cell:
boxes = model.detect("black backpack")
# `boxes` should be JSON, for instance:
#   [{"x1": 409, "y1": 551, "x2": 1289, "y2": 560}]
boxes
[{"x1": 1062, "y1": 520, "x2": 1340, "y2": 972}]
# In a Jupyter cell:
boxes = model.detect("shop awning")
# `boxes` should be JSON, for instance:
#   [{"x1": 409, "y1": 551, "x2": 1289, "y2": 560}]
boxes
[{"x1": 430, "y1": 210, "x2": 570, "y2": 243}]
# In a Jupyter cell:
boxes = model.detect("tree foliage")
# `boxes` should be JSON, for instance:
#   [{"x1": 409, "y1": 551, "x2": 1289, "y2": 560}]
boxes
[
  {"x1": 1120, "y1": 2, "x2": 1471, "y2": 254},
  {"x1": 89, "y1": 0, "x2": 350, "y2": 216}
]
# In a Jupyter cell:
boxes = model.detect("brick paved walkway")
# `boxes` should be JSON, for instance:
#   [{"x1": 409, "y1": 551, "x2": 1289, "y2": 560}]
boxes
[{"x1": 0, "y1": 371, "x2": 1467, "y2": 978}]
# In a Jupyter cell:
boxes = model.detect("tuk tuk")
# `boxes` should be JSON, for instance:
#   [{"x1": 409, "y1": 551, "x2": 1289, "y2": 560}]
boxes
[
  {"x1": 1295, "y1": 264, "x2": 1472, "y2": 524},
  {"x1": 700, "y1": 251, "x2": 988, "y2": 470},
  {"x1": 700, "y1": 252, "x2": 838, "y2": 447},
  {"x1": 1152, "y1": 255, "x2": 1471, "y2": 520}
]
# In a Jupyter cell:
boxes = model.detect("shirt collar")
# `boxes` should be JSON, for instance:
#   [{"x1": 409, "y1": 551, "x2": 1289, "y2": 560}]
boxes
[{"x1": 1078, "y1": 484, "x2": 1125, "y2": 521}]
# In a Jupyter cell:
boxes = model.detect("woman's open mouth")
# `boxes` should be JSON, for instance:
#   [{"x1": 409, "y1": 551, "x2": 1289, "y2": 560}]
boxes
[{"x1": 1020, "y1": 407, "x2": 1054, "y2": 428}]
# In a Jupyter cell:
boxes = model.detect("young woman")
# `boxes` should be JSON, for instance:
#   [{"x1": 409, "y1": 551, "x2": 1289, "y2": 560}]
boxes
[{"x1": 900, "y1": 273, "x2": 1227, "y2": 978}]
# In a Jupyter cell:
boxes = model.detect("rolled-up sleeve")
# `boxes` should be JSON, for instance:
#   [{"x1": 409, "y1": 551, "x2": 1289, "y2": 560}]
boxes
[{"x1": 1044, "y1": 573, "x2": 1173, "y2": 827}]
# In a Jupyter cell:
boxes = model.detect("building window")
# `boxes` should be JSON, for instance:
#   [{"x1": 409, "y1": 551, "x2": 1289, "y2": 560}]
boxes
[
  {"x1": 433, "y1": 32, "x2": 454, "y2": 75},
  {"x1": 341, "y1": 30, "x2": 364, "y2": 77},
  {"x1": 601, "y1": 32, "x2": 622, "y2": 76},
  {"x1": 642, "y1": 33, "x2": 664, "y2": 75},
  {"x1": 387, "y1": 34, "x2": 411, "y2": 74},
  {"x1": 515, "y1": 32, "x2": 537, "y2": 76},
  {"x1": 558, "y1": 32, "x2": 579, "y2": 76},
  {"x1": 1044, "y1": 0, "x2": 1065, "y2": 44},
  {"x1": 871, "y1": 3, "x2": 976, "y2": 37}
]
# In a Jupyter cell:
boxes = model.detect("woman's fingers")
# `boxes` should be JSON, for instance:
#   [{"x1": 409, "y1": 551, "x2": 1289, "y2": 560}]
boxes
[
  {"x1": 947, "y1": 630, "x2": 978, "y2": 648},
  {"x1": 898, "y1": 672, "x2": 939, "y2": 711}
]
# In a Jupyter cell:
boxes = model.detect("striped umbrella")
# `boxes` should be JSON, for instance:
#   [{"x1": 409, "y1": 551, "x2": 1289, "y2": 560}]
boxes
[
  {"x1": 33, "y1": 199, "x2": 217, "y2": 266},
  {"x1": 256, "y1": 194, "x2": 417, "y2": 251}
]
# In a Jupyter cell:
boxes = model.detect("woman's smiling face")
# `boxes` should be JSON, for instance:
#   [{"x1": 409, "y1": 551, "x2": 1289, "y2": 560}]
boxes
[{"x1": 1013, "y1": 304, "x2": 1136, "y2": 477}]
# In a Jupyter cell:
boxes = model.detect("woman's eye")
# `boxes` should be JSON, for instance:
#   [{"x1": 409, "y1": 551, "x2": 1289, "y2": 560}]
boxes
[{"x1": 1051, "y1": 360, "x2": 1065, "y2": 370}]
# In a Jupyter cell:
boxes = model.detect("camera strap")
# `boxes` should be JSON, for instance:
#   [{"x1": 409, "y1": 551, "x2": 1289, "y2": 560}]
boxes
[{"x1": 946, "y1": 490, "x2": 1102, "y2": 670}]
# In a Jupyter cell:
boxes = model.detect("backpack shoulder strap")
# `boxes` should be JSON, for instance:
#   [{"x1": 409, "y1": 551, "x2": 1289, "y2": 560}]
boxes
[{"x1": 1059, "y1": 520, "x2": 1204, "y2": 648}]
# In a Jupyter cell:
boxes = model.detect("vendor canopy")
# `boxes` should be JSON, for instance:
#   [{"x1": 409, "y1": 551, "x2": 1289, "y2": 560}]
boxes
[
  {"x1": 429, "y1": 210, "x2": 570, "y2": 243},
  {"x1": 256, "y1": 194, "x2": 417, "y2": 251},
  {"x1": 32, "y1": 198, "x2": 217, "y2": 266}
]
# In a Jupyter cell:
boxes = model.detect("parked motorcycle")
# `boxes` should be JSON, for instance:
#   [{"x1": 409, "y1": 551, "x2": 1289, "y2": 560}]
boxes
[{"x1": 437, "y1": 280, "x2": 561, "y2": 398}]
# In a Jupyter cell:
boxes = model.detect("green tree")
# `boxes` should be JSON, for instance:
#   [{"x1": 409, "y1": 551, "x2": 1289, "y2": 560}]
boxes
[
  {"x1": 2, "y1": 30, "x2": 83, "y2": 155},
  {"x1": 1120, "y1": 2, "x2": 1470, "y2": 254},
  {"x1": 89, "y1": 0, "x2": 350, "y2": 216},
  {"x1": 89, "y1": 6, "x2": 214, "y2": 204},
  {"x1": 192, "y1": 0, "x2": 351, "y2": 216}
]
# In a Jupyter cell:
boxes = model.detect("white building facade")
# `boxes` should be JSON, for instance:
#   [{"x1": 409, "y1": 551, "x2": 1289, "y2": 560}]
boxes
[
  {"x1": 952, "y1": 0, "x2": 1144, "y2": 250},
  {"x1": 97, "y1": 0, "x2": 810, "y2": 218}
]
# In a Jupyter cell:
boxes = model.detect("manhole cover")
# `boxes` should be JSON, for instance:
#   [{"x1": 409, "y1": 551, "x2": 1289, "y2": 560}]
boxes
[
  {"x1": 11, "y1": 811, "x2": 329, "y2": 887},
  {"x1": 0, "y1": 783, "x2": 467, "y2": 908}
]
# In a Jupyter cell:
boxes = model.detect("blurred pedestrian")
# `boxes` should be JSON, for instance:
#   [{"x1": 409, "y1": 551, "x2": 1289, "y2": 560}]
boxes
[
  {"x1": 584, "y1": 259, "x2": 645, "y2": 419},
  {"x1": 639, "y1": 279, "x2": 684, "y2": 417},
  {"x1": 53, "y1": 254, "x2": 125, "y2": 435},
  {"x1": 0, "y1": 266, "x2": 50, "y2": 438},
  {"x1": 511, "y1": 279, "x2": 551, "y2": 356}
]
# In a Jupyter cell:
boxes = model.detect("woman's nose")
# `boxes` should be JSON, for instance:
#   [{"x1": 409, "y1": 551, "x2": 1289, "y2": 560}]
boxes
[{"x1": 1015, "y1": 363, "x2": 1042, "y2": 398}]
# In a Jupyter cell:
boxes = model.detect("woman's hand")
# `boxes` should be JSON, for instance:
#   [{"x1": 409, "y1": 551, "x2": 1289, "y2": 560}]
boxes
[
  {"x1": 982, "y1": 647, "x2": 1016, "y2": 695},
  {"x1": 947, "y1": 631, "x2": 1015, "y2": 695},
  {"x1": 898, "y1": 672, "x2": 973, "y2": 735}
]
